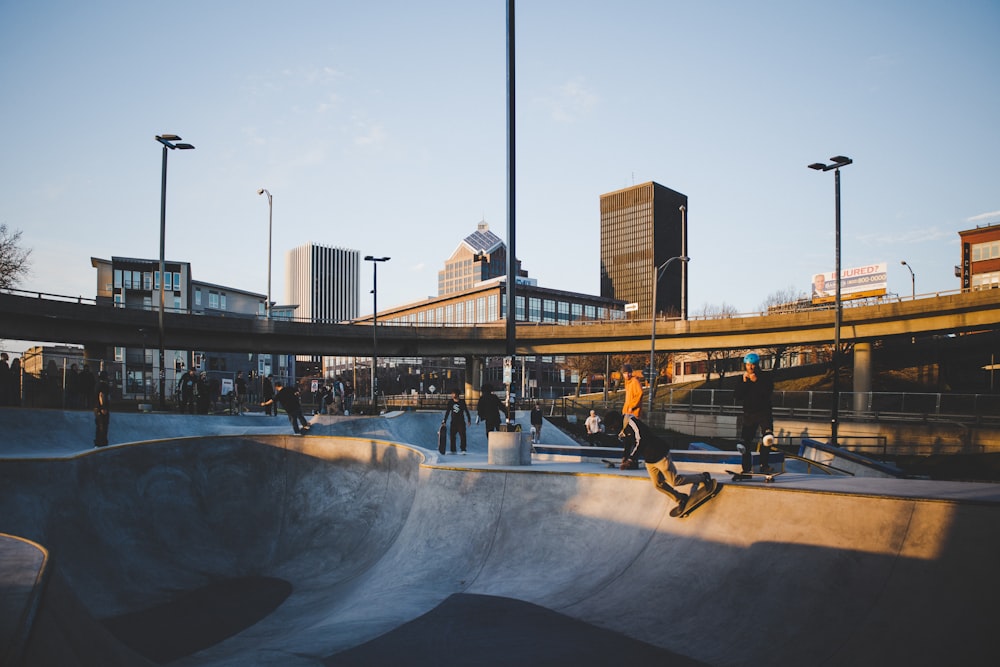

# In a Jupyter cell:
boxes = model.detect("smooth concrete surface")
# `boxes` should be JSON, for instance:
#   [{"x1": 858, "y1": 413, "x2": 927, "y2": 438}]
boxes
[{"x1": 1, "y1": 408, "x2": 999, "y2": 666}]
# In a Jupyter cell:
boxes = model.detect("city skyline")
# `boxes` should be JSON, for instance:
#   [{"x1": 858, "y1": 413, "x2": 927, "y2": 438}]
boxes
[{"x1": 2, "y1": 2, "x2": 998, "y2": 335}]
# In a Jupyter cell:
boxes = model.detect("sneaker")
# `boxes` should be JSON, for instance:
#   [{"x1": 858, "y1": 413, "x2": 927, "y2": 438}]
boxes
[
  {"x1": 461, "y1": 451, "x2": 467, "y2": 455},
  {"x1": 676, "y1": 493, "x2": 690, "y2": 509},
  {"x1": 701, "y1": 472, "x2": 712, "y2": 484},
  {"x1": 759, "y1": 464, "x2": 774, "y2": 474},
  {"x1": 736, "y1": 443, "x2": 746, "y2": 454}
]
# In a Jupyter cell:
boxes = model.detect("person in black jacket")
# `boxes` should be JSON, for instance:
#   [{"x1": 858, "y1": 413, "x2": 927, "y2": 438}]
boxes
[
  {"x1": 476, "y1": 383, "x2": 508, "y2": 436},
  {"x1": 618, "y1": 413, "x2": 716, "y2": 514},
  {"x1": 442, "y1": 390, "x2": 472, "y2": 454},
  {"x1": 261, "y1": 381, "x2": 311, "y2": 435},
  {"x1": 733, "y1": 352, "x2": 776, "y2": 474}
]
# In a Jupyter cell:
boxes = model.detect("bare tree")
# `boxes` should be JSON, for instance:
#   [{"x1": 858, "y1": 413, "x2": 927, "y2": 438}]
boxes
[
  {"x1": 756, "y1": 285, "x2": 807, "y2": 369},
  {"x1": 698, "y1": 302, "x2": 740, "y2": 383},
  {"x1": 0, "y1": 224, "x2": 31, "y2": 290}
]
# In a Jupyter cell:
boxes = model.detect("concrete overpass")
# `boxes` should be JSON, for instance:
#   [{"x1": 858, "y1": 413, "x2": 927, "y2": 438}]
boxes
[{"x1": 2, "y1": 289, "x2": 999, "y2": 357}]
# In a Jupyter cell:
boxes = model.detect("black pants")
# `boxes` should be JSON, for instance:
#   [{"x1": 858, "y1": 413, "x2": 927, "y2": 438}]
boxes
[
  {"x1": 740, "y1": 413, "x2": 774, "y2": 471},
  {"x1": 449, "y1": 422, "x2": 467, "y2": 452},
  {"x1": 94, "y1": 410, "x2": 110, "y2": 447}
]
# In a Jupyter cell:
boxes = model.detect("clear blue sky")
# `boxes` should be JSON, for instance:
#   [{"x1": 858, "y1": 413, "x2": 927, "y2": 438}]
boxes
[{"x1": 2, "y1": 1, "x2": 998, "y2": 323}]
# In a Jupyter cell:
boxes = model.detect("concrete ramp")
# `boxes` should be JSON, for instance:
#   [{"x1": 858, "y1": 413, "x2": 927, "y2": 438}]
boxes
[{"x1": 1, "y1": 422, "x2": 998, "y2": 665}]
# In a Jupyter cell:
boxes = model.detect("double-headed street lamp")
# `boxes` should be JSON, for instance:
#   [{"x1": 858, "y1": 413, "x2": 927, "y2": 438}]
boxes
[
  {"x1": 901, "y1": 260, "x2": 915, "y2": 300},
  {"x1": 257, "y1": 188, "x2": 273, "y2": 318},
  {"x1": 648, "y1": 255, "x2": 690, "y2": 417},
  {"x1": 155, "y1": 134, "x2": 195, "y2": 410},
  {"x1": 364, "y1": 255, "x2": 390, "y2": 409},
  {"x1": 808, "y1": 155, "x2": 852, "y2": 447}
]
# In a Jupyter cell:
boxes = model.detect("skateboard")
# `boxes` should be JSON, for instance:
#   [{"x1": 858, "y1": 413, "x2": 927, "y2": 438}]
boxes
[
  {"x1": 670, "y1": 479, "x2": 722, "y2": 518},
  {"x1": 726, "y1": 469, "x2": 784, "y2": 483},
  {"x1": 438, "y1": 422, "x2": 448, "y2": 454},
  {"x1": 603, "y1": 458, "x2": 638, "y2": 469}
]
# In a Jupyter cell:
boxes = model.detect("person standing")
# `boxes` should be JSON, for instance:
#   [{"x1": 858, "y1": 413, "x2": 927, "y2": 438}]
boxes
[
  {"x1": 530, "y1": 402, "x2": 543, "y2": 443},
  {"x1": 619, "y1": 413, "x2": 716, "y2": 514},
  {"x1": 343, "y1": 379, "x2": 355, "y2": 415},
  {"x1": 442, "y1": 390, "x2": 471, "y2": 454},
  {"x1": 262, "y1": 375, "x2": 275, "y2": 416},
  {"x1": 94, "y1": 370, "x2": 111, "y2": 447},
  {"x1": 260, "y1": 381, "x2": 311, "y2": 435},
  {"x1": 584, "y1": 409, "x2": 603, "y2": 445},
  {"x1": 476, "y1": 383, "x2": 508, "y2": 436},
  {"x1": 621, "y1": 364, "x2": 643, "y2": 419},
  {"x1": 234, "y1": 371, "x2": 248, "y2": 415},
  {"x1": 196, "y1": 372, "x2": 211, "y2": 415},
  {"x1": 178, "y1": 369, "x2": 197, "y2": 414},
  {"x1": 734, "y1": 352, "x2": 777, "y2": 474}
]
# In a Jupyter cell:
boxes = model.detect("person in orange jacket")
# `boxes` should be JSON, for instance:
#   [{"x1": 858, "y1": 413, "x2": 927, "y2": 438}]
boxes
[{"x1": 621, "y1": 364, "x2": 643, "y2": 419}]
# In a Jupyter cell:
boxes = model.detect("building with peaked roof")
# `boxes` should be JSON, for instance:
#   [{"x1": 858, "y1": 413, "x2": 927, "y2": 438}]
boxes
[{"x1": 438, "y1": 220, "x2": 525, "y2": 296}]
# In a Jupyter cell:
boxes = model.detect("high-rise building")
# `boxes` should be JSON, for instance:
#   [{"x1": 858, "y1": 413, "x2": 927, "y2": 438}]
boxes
[
  {"x1": 438, "y1": 220, "x2": 523, "y2": 296},
  {"x1": 285, "y1": 243, "x2": 360, "y2": 323},
  {"x1": 600, "y1": 181, "x2": 688, "y2": 320}
]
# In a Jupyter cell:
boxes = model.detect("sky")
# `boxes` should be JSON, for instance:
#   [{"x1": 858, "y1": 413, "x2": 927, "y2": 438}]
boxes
[{"x1": 2, "y1": 0, "x2": 998, "y2": 329}]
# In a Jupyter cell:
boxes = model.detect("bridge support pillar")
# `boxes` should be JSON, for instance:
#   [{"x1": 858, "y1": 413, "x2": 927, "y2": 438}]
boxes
[
  {"x1": 466, "y1": 356, "x2": 483, "y2": 400},
  {"x1": 853, "y1": 341, "x2": 873, "y2": 413}
]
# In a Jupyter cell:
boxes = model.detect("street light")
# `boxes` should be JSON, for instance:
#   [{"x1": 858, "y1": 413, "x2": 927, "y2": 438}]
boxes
[
  {"x1": 257, "y1": 188, "x2": 273, "y2": 318},
  {"x1": 648, "y1": 255, "x2": 690, "y2": 417},
  {"x1": 155, "y1": 133, "x2": 195, "y2": 410},
  {"x1": 901, "y1": 260, "x2": 915, "y2": 300},
  {"x1": 808, "y1": 155, "x2": 852, "y2": 447},
  {"x1": 364, "y1": 255, "x2": 390, "y2": 410}
]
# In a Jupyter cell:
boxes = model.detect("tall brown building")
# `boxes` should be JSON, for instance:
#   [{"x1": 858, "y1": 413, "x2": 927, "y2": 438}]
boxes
[{"x1": 600, "y1": 181, "x2": 688, "y2": 320}]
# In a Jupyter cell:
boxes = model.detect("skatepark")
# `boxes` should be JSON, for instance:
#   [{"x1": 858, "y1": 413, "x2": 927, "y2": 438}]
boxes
[{"x1": 2, "y1": 407, "x2": 999, "y2": 666}]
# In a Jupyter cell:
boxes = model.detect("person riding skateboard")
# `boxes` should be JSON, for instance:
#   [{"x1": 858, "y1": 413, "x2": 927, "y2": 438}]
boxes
[
  {"x1": 261, "y1": 380, "x2": 311, "y2": 435},
  {"x1": 615, "y1": 413, "x2": 716, "y2": 515},
  {"x1": 734, "y1": 352, "x2": 777, "y2": 474}
]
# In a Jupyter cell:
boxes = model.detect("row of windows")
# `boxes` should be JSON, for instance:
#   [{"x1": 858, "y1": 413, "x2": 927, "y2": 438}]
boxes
[
  {"x1": 114, "y1": 269, "x2": 182, "y2": 292},
  {"x1": 972, "y1": 271, "x2": 1000, "y2": 290},
  {"x1": 385, "y1": 295, "x2": 619, "y2": 326},
  {"x1": 194, "y1": 288, "x2": 227, "y2": 310},
  {"x1": 971, "y1": 240, "x2": 1000, "y2": 262}
]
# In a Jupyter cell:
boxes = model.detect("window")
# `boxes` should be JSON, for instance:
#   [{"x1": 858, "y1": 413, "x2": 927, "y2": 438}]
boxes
[
  {"x1": 209, "y1": 292, "x2": 220, "y2": 309},
  {"x1": 529, "y1": 297, "x2": 542, "y2": 322},
  {"x1": 194, "y1": 288, "x2": 202, "y2": 307},
  {"x1": 143, "y1": 272, "x2": 152, "y2": 290},
  {"x1": 971, "y1": 241, "x2": 1000, "y2": 262},
  {"x1": 543, "y1": 299, "x2": 556, "y2": 323},
  {"x1": 114, "y1": 270, "x2": 122, "y2": 288},
  {"x1": 173, "y1": 272, "x2": 181, "y2": 290}
]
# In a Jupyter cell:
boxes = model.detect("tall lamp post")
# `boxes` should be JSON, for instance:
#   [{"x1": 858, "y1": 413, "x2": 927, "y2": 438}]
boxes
[
  {"x1": 808, "y1": 155, "x2": 852, "y2": 448},
  {"x1": 155, "y1": 134, "x2": 195, "y2": 410},
  {"x1": 648, "y1": 255, "x2": 690, "y2": 417},
  {"x1": 901, "y1": 260, "x2": 915, "y2": 299},
  {"x1": 364, "y1": 255, "x2": 390, "y2": 410},
  {"x1": 257, "y1": 188, "x2": 273, "y2": 318}
]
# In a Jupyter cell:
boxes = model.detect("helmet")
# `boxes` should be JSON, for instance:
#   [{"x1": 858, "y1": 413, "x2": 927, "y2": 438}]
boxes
[{"x1": 743, "y1": 352, "x2": 760, "y2": 365}]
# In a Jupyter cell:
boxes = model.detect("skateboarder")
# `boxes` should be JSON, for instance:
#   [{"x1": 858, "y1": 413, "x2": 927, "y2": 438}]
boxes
[
  {"x1": 734, "y1": 352, "x2": 777, "y2": 474},
  {"x1": 260, "y1": 380, "x2": 311, "y2": 435},
  {"x1": 617, "y1": 413, "x2": 716, "y2": 515},
  {"x1": 442, "y1": 390, "x2": 471, "y2": 454}
]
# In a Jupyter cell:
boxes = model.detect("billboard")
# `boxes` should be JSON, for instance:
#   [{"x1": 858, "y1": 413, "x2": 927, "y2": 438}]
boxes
[{"x1": 811, "y1": 262, "x2": 887, "y2": 304}]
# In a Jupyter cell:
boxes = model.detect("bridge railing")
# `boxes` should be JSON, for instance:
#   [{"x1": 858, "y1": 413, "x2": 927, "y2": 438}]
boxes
[{"x1": 557, "y1": 389, "x2": 1000, "y2": 428}]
